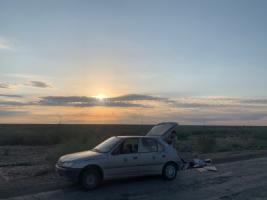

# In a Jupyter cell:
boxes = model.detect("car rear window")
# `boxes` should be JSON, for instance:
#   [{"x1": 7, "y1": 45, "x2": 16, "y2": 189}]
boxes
[{"x1": 140, "y1": 138, "x2": 158, "y2": 152}]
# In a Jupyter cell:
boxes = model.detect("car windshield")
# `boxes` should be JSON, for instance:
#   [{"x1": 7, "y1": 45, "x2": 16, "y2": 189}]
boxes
[
  {"x1": 93, "y1": 136, "x2": 121, "y2": 153},
  {"x1": 146, "y1": 123, "x2": 175, "y2": 136}
]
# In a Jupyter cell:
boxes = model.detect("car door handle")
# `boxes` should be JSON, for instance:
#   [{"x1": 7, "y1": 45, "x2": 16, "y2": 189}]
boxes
[
  {"x1": 123, "y1": 158, "x2": 128, "y2": 162},
  {"x1": 162, "y1": 154, "x2": 166, "y2": 158},
  {"x1": 133, "y1": 156, "x2": 138, "y2": 160}
]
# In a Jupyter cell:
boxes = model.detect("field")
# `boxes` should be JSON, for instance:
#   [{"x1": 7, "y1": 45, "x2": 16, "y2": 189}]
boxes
[
  {"x1": 0, "y1": 124, "x2": 267, "y2": 198},
  {"x1": 1, "y1": 124, "x2": 267, "y2": 153}
]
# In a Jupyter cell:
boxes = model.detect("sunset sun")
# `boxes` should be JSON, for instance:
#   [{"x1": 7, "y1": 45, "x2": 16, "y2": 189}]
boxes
[{"x1": 94, "y1": 94, "x2": 107, "y2": 101}]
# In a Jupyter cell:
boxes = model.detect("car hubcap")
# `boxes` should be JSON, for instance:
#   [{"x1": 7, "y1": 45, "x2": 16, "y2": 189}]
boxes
[
  {"x1": 86, "y1": 174, "x2": 96, "y2": 186},
  {"x1": 166, "y1": 165, "x2": 176, "y2": 178}
]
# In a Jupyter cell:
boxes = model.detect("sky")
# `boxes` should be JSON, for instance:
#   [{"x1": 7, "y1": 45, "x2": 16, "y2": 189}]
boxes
[{"x1": 0, "y1": 0, "x2": 267, "y2": 125}]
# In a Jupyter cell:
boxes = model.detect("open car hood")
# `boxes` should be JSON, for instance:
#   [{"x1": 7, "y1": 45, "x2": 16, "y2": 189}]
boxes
[{"x1": 146, "y1": 122, "x2": 178, "y2": 139}]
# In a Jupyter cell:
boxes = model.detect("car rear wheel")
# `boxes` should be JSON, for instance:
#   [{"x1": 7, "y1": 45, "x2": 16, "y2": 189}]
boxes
[
  {"x1": 162, "y1": 162, "x2": 177, "y2": 180},
  {"x1": 81, "y1": 168, "x2": 101, "y2": 190}
]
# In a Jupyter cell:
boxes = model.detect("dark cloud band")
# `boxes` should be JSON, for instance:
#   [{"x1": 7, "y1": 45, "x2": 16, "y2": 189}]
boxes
[
  {"x1": 38, "y1": 95, "x2": 156, "y2": 107},
  {"x1": 28, "y1": 81, "x2": 51, "y2": 88},
  {"x1": 0, "y1": 94, "x2": 23, "y2": 98}
]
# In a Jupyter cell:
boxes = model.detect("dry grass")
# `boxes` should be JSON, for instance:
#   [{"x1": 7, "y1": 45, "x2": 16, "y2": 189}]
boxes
[{"x1": 1, "y1": 124, "x2": 267, "y2": 158}]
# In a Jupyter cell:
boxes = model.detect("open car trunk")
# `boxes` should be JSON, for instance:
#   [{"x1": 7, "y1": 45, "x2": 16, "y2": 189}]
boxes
[{"x1": 146, "y1": 122, "x2": 178, "y2": 143}]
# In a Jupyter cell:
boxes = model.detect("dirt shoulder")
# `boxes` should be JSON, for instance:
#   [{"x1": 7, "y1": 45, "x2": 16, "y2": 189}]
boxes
[
  {"x1": 4, "y1": 157, "x2": 267, "y2": 200},
  {"x1": 0, "y1": 145, "x2": 267, "y2": 199}
]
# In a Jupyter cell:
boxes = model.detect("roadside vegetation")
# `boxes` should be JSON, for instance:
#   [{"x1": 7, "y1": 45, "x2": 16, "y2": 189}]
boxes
[{"x1": 1, "y1": 124, "x2": 267, "y2": 165}]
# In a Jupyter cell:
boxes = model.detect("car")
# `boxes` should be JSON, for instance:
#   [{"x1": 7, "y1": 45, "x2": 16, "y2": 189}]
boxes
[{"x1": 55, "y1": 122, "x2": 183, "y2": 189}]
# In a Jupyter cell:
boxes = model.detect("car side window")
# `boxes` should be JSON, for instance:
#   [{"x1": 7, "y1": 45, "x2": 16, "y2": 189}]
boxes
[
  {"x1": 157, "y1": 142, "x2": 164, "y2": 152},
  {"x1": 112, "y1": 138, "x2": 139, "y2": 155},
  {"x1": 140, "y1": 138, "x2": 158, "y2": 153}
]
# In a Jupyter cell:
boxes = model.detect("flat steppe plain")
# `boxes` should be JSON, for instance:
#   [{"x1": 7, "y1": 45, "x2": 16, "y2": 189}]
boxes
[{"x1": 0, "y1": 124, "x2": 267, "y2": 199}]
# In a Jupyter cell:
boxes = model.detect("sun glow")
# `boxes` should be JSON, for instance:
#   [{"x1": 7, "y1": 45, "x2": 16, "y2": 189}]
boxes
[{"x1": 94, "y1": 94, "x2": 107, "y2": 101}]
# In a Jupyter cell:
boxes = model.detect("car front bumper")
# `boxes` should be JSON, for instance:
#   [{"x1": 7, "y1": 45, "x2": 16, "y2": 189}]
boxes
[{"x1": 55, "y1": 164, "x2": 81, "y2": 182}]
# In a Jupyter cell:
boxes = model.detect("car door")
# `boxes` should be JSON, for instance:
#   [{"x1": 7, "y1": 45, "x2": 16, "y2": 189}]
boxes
[
  {"x1": 138, "y1": 138, "x2": 167, "y2": 175},
  {"x1": 105, "y1": 138, "x2": 141, "y2": 179}
]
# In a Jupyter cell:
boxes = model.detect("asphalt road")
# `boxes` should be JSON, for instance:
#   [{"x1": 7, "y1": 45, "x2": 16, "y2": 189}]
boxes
[{"x1": 4, "y1": 157, "x2": 267, "y2": 200}]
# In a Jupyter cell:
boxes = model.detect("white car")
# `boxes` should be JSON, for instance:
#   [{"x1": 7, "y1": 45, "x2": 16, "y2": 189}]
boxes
[{"x1": 56, "y1": 122, "x2": 182, "y2": 189}]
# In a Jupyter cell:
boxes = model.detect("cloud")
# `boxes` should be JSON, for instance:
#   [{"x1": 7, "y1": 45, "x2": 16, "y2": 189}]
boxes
[
  {"x1": 0, "y1": 101, "x2": 30, "y2": 106},
  {"x1": 39, "y1": 95, "x2": 147, "y2": 107},
  {"x1": 0, "y1": 82, "x2": 12, "y2": 89},
  {"x1": 109, "y1": 94, "x2": 166, "y2": 101},
  {"x1": 28, "y1": 81, "x2": 52, "y2": 88},
  {"x1": 39, "y1": 96, "x2": 96, "y2": 106},
  {"x1": 10, "y1": 95, "x2": 267, "y2": 110},
  {"x1": 173, "y1": 102, "x2": 219, "y2": 108},
  {"x1": 2, "y1": 94, "x2": 267, "y2": 110},
  {"x1": 239, "y1": 98, "x2": 267, "y2": 105},
  {"x1": 0, "y1": 94, "x2": 23, "y2": 98},
  {"x1": 0, "y1": 94, "x2": 158, "y2": 108},
  {"x1": 1, "y1": 79, "x2": 53, "y2": 90},
  {"x1": 0, "y1": 38, "x2": 10, "y2": 49},
  {"x1": 37, "y1": 94, "x2": 168, "y2": 108},
  {"x1": 0, "y1": 109, "x2": 28, "y2": 116},
  {"x1": 1, "y1": 94, "x2": 267, "y2": 125},
  {"x1": 169, "y1": 97, "x2": 267, "y2": 109}
]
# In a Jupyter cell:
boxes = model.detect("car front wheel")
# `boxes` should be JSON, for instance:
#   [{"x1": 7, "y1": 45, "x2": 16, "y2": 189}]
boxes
[
  {"x1": 162, "y1": 162, "x2": 177, "y2": 180},
  {"x1": 81, "y1": 168, "x2": 101, "y2": 190}
]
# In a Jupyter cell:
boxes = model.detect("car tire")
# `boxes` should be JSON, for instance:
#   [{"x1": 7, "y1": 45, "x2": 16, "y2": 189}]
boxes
[
  {"x1": 162, "y1": 162, "x2": 177, "y2": 180},
  {"x1": 81, "y1": 168, "x2": 102, "y2": 190}
]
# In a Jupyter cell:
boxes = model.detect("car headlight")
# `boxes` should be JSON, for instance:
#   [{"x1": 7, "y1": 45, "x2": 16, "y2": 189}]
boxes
[{"x1": 61, "y1": 161, "x2": 75, "y2": 168}]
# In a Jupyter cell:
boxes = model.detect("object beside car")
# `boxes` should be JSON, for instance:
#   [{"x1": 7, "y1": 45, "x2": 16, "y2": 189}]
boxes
[{"x1": 55, "y1": 122, "x2": 182, "y2": 189}]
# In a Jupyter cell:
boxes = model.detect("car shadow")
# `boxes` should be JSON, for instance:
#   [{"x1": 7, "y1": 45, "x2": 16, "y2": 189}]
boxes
[{"x1": 76, "y1": 175, "x2": 164, "y2": 192}]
